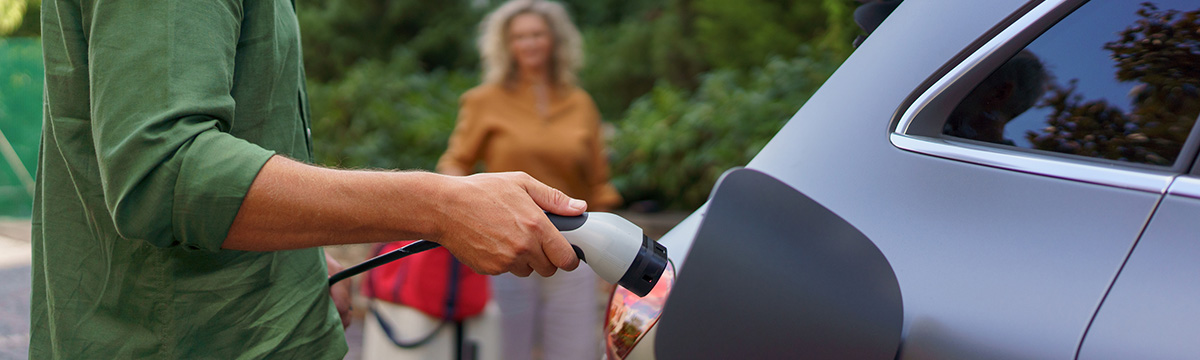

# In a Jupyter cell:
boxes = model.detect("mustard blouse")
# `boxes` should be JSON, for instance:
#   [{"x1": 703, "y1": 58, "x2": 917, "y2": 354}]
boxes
[{"x1": 437, "y1": 82, "x2": 623, "y2": 210}]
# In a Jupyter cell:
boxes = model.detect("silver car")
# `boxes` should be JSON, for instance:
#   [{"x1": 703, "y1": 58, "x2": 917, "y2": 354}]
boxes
[{"x1": 604, "y1": 0, "x2": 1200, "y2": 358}]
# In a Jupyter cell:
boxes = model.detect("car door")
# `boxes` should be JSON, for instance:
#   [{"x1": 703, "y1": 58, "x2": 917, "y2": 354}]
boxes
[
  {"x1": 1071, "y1": 3, "x2": 1200, "y2": 357},
  {"x1": 1077, "y1": 174, "x2": 1200, "y2": 359}
]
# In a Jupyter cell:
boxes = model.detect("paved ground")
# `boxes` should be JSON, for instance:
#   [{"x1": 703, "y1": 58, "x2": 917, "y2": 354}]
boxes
[
  {"x1": 0, "y1": 265, "x2": 30, "y2": 360},
  {"x1": 0, "y1": 211, "x2": 687, "y2": 359},
  {"x1": 0, "y1": 220, "x2": 31, "y2": 360}
]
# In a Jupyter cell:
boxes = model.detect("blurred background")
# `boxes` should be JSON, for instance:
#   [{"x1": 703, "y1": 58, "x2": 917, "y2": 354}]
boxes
[
  {"x1": 0, "y1": 0, "x2": 860, "y2": 358},
  {"x1": 0, "y1": 0, "x2": 860, "y2": 217}
]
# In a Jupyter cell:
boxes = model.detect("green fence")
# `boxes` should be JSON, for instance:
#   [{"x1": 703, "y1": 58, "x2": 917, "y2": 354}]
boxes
[{"x1": 0, "y1": 37, "x2": 43, "y2": 218}]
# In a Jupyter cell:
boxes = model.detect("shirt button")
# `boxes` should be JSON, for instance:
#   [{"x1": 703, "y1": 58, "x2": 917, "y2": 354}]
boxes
[{"x1": 306, "y1": 128, "x2": 312, "y2": 137}]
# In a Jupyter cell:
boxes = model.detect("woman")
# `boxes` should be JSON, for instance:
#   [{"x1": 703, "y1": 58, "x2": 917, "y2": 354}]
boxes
[{"x1": 438, "y1": 0, "x2": 622, "y2": 359}]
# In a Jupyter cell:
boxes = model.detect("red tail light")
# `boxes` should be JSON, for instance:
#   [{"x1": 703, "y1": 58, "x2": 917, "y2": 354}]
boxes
[{"x1": 605, "y1": 261, "x2": 676, "y2": 359}]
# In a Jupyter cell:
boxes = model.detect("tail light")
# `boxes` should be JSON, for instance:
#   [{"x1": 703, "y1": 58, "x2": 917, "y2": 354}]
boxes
[{"x1": 605, "y1": 261, "x2": 676, "y2": 359}]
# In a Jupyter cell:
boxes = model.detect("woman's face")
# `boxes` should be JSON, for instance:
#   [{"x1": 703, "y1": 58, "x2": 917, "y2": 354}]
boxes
[{"x1": 507, "y1": 12, "x2": 554, "y2": 73}]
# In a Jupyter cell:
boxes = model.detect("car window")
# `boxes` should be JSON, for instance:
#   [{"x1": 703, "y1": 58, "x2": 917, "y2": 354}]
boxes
[{"x1": 941, "y1": 0, "x2": 1200, "y2": 167}]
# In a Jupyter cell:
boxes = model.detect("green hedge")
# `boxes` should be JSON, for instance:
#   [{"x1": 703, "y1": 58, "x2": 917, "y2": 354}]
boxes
[
  {"x1": 300, "y1": 1, "x2": 859, "y2": 212},
  {"x1": 308, "y1": 51, "x2": 479, "y2": 171},
  {"x1": 0, "y1": 1, "x2": 862, "y2": 217},
  {"x1": 307, "y1": 49, "x2": 846, "y2": 210},
  {"x1": 610, "y1": 51, "x2": 844, "y2": 209}
]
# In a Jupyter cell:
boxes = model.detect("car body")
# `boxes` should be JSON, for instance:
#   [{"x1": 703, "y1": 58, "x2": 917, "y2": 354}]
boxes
[{"x1": 605, "y1": 0, "x2": 1200, "y2": 358}]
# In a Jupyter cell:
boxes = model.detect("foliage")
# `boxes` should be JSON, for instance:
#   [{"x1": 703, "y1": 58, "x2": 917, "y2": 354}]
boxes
[
  {"x1": 0, "y1": 0, "x2": 865, "y2": 217},
  {"x1": 0, "y1": 0, "x2": 38, "y2": 36},
  {"x1": 693, "y1": 0, "x2": 856, "y2": 70},
  {"x1": 610, "y1": 51, "x2": 845, "y2": 209},
  {"x1": 578, "y1": 10, "x2": 706, "y2": 119},
  {"x1": 296, "y1": 0, "x2": 485, "y2": 82},
  {"x1": 296, "y1": 0, "x2": 663, "y2": 84},
  {"x1": 556, "y1": 0, "x2": 661, "y2": 29},
  {"x1": 578, "y1": 0, "x2": 858, "y2": 118},
  {"x1": 308, "y1": 51, "x2": 478, "y2": 171},
  {"x1": 0, "y1": 38, "x2": 43, "y2": 217},
  {"x1": 302, "y1": 0, "x2": 861, "y2": 211},
  {"x1": 1027, "y1": 4, "x2": 1199, "y2": 165},
  {"x1": 0, "y1": 0, "x2": 24, "y2": 35}
]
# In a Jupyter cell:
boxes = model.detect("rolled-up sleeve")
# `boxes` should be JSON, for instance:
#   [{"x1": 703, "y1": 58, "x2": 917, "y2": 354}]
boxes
[{"x1": 88, "y1": 0, "x2": 275, "y2": 251}]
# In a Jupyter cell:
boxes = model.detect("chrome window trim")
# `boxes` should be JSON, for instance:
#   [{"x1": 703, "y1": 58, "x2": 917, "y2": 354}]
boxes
[
  {"x1": 1168, "y1": 176, "x2": 1200, "y2": 200},
  {"x1": 891, "y1": 0, "x2": 1178, "y2": 195},
  {"x1": 894, "y1": 0, "x2": 1069, "y2": 136},
  {"x1": 891, "y1": 134, "x2": 1175, "y2": 194}
]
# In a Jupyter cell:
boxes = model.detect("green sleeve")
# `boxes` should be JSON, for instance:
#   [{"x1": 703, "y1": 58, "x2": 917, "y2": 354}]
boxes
[{"x1": 87, "y1": 0, "x2": 275, "y2": 252}]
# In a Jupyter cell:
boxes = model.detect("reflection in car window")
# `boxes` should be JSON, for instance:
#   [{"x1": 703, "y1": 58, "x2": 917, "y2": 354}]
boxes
[{"x1": 943, "y1": 1, "x2": 1200, "y2": 166}]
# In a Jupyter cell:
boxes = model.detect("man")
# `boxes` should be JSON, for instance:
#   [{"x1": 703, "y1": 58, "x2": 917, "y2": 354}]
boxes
[{"x1": 32, "y1": 0, "x2": 585, "y2": 358}]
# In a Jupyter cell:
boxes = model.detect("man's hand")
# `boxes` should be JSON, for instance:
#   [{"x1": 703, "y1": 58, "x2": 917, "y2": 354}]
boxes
[
  {"x1": 326, "y1": 253, "x2": 352, "y2": 329},
  {"x1": 431, "y1": 172, "x2": 586, "y2": 277}
]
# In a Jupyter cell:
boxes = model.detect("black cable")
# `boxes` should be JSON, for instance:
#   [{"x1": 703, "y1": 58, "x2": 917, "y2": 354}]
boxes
[
  {"x1": 333, "y1": 240, "x2": 456, "y2": 349},
  {"x1": 329, "y1": 212, "x2": 586, "y2": 286},
  {"x1": 327, "y1": 240, "x2": 442, "y2": 286}
]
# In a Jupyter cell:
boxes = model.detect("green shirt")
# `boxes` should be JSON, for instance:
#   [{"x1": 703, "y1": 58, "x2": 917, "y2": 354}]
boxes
[{"x1": 31, "y1": 0, "x2": 346, "y2": 358}]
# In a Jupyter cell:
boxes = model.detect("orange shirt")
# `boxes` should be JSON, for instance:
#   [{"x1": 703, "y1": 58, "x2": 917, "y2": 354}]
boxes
[{"x1": 437, "y1": 82, "x2": 622, "y2": 210}]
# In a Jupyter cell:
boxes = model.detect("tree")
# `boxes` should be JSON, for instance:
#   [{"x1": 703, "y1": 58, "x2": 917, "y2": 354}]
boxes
[
  {"x1": 296, "y1": 0, "x2": 484, "y2": 82},
  {"x1": 692, "y1": 0, "x2": 856, "y2": 70},
  {"x1": 0, "y1": 0, "x2": 39, "y2": 37},
  {"x1": 1027, "y1": 3, "x2": 1200, "y2": 165}
]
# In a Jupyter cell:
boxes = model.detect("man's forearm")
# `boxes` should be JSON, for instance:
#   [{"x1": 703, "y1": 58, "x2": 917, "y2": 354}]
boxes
[
  {"x1": 223, "y1": 155, "x2": 445, "y2": 251},
  {"x1": 223, "y1": 155, "x2": 586, "y2": 276}
]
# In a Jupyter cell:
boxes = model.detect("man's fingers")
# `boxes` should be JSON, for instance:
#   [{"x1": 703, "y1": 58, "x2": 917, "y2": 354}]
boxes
[
  {"x1": 526, "y1": 234, "x2": 560, "y2": 277},
  {"x1": 529, "y1": 246, "x2": 560, "y2": 277},
  {"x1": 519, "y1": 174, "x2": 586, "y2": 216},
  {"x1": 543, "y1": 234, "x2": 581, "y2": 271},
  {"x1": 533, "y1": 262, "x2": 558, "y2": 277},
  {"x1": 511, "y1": 263, "x2": 535, "y2": 277}
]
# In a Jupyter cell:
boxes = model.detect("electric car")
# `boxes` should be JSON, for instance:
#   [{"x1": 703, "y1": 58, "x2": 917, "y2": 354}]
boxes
[{"x1": 604, "y1": 0, "x2": 1200, "y2": 358}]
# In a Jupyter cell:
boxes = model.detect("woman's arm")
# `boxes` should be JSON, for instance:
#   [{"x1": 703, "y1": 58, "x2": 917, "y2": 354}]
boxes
[{"x1": 437, "y1": 92, "x2": 487, "y2": 176}]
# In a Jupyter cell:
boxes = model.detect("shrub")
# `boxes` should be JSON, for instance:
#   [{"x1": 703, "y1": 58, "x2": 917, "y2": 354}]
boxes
[
  {"x1": 308, "y1": 52, "x2": 478, "y2": 171},
  {"x1": 610, "y1": 50, "x2": 845, "y2": 210},
  {"x1": 578, "y1": 0, "x2": 858, "y2": 120},
  {"x1": 578, "y1": 14, "x2": 705, "y2": 120},
  {"x1": 297, "y1": 0, "x2": 484, "y2": 82},
  {"x1": 299, "y1": 0, "x2": 862, "y2": 211},
  {"x1": 693, "y1": 0, "x2": 856, "y2": 70}
]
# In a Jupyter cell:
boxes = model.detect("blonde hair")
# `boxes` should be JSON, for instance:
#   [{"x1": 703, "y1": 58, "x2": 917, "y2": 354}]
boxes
[{"x1": 478, "y1": 0, "x2": 583, "y2": 88}]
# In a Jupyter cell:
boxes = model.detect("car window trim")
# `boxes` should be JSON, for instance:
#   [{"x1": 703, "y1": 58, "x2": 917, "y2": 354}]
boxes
[
  {"x1": 1190, "y1": 122, "x2": 1200, "y2": 175},
  {"x1": 1168, "y1": 176, "x2": 1200, "y2": 200},
  {"x1": 891, "y1": 0, "x2": 1186, "y2": 195},
  {"x1": 891, "y1": 134, "x2": 1175, "y2": 193}
]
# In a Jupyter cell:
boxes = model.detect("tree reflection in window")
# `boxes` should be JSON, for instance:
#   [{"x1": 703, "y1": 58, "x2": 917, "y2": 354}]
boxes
[
  {"x1": 1028, "y1": 3, "x2": 1199, "y2": 166},
  {"x1": 946, "y1": 2, "x2": 1200, "y2": 167}
]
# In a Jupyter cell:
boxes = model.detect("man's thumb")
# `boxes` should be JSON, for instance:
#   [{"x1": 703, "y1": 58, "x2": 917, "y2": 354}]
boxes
[{"x1": 524, "y1": 178, "x2": 587, "y2": 215}]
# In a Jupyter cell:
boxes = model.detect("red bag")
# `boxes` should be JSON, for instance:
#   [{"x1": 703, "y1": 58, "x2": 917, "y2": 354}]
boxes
[{"x1": 361, "y1": 241, "x2": 491, "y2": 321}]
